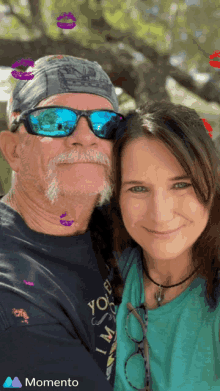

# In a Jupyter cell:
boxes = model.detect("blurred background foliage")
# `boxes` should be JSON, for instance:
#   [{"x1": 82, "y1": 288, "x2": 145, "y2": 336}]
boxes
[{"x1": 0, "y1": 0, "x2": 220, "y2": 195}]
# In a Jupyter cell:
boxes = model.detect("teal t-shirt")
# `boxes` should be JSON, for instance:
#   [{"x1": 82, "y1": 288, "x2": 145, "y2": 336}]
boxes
[{"x1": 114, "y1": 247, "x2": 220, "y2": 391}]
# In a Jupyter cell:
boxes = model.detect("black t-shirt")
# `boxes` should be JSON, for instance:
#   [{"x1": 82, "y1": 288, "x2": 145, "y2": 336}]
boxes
[{"x1": 0, "y1": 199, "x2": 116, "y2": 390}]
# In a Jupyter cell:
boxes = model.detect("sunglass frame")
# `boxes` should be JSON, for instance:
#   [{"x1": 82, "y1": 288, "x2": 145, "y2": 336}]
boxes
[{"x1": 10, "y1": 106, "x2": 125, "y2": 139}]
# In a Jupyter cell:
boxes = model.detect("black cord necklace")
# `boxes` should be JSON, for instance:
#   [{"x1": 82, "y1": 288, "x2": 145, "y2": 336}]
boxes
[{"x1": 141, "y1": 251, "x2": 202, "y2": 307}]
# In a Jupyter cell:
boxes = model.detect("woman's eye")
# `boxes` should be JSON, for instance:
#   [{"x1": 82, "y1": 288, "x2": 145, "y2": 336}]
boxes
[
  {"x1": 128, "y1": 183, "x2": 192, "y2": 193},
  {"x1": 174, "y1": 182, "x2": 192, "y2": 190},
  {"x1": 129, "y1": 186, "x2": 147, "y2": 193}
]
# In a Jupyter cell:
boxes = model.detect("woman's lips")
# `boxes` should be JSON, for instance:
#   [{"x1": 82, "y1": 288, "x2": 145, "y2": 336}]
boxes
[
  {"x1": 57, "y1": 12, "x2": 76, "y2": 29},
  {"x1": 144, "y1": 226, "x2": 183, "y2": 239}
]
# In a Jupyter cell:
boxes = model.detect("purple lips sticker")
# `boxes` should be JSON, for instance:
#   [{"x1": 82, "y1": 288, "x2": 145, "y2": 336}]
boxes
[
  {"x1": 57, "y1": 12, "x2": 76, "y2": 29},
  {"x1": 23, "y1": 280, "x2": 34, "y2": 286},
  {"x1": 11, "y1": 58, "x2": 35, "y2": 80},
  {"x1": 60, "y1": 212, "x2": 74, "y2": 226}
]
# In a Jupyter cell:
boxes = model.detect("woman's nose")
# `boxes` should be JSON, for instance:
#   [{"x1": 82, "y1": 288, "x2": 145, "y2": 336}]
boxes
[{"x1": 149, "y1": 191, "x2": 175, "y2": 221}]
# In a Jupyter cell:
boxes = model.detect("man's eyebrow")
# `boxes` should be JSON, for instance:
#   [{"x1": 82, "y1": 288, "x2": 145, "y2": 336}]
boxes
[{"x1": 122, "y1": 175, "x2": 191, "y2": 186}]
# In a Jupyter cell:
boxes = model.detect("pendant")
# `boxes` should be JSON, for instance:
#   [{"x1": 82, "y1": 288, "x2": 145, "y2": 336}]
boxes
[{"x1": 155, "y1": 286, "x2": 164, "y2": 307}]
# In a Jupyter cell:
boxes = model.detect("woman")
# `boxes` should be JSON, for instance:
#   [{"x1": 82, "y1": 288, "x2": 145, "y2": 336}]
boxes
[{"x1": 107, "y1": 101, "x2": 220, "y2": 390}]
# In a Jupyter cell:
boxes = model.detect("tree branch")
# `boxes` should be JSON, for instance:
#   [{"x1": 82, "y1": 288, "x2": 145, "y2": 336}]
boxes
[
  {"x1": 1, "y1": 36, "x2": 220, "y2": 107},
  {"x1": 2, "y1": 0, "x2": 33, "y2": 32},
  {"x1": 191, "y1": 37, "x2": 210, "y2": 59},
  {"x1": 28, "y1": 0, "x2": 48, "y2": 37}
]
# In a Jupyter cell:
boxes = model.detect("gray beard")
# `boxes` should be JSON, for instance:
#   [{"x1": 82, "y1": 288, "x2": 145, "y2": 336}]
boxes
[
  {"x1": 3, "y1": 170, "x2": 114, "y2": 210},
  {"x1": 44, "y1": 151, "x2": 114, "y2": 207},
  {"x1": 44, "y1": 171, "x2": 114, "y2": 208}
]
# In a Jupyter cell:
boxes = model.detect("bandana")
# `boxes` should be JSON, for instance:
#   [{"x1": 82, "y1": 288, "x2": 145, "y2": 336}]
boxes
[{"x1": 7, "y1": 54, "x2": 119, "y2": 125}]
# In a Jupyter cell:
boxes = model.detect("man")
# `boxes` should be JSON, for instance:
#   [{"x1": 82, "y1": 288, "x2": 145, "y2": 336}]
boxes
[{"x1": 0, "y1": 55, "x2": 123, "y2": 390}]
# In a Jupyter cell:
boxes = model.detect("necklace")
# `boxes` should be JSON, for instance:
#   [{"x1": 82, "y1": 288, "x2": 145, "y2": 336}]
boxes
[{"x1": 141, "y1": 251, "x2": 202, "y2": 307}]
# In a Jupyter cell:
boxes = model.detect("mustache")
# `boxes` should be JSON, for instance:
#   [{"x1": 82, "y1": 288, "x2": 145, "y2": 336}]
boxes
[
  {"x1": 45, "y1": 150, "x2": 114, "y2": 204},
  {"x1": 53, "y1": 150, "x2": 110, "y2": 167}
]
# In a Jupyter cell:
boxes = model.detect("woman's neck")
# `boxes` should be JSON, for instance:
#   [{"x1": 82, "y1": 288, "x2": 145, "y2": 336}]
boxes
[{"x1": 142, "y1": 249, "x2": 200, "y2": 287}]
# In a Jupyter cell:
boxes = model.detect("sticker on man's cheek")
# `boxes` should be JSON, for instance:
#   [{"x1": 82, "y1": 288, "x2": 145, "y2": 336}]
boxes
[
  {"x1": 57, "y1": 12, "x2": 76, "y2": 29},
  {"x1": 11, "y1": 58, "x2": 35, "y2": 80}
]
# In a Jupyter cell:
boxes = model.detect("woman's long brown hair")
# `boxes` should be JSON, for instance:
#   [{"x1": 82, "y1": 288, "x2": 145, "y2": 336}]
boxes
[{"x1": 98, "y1": 101, "x2": 220, "y2": 310}]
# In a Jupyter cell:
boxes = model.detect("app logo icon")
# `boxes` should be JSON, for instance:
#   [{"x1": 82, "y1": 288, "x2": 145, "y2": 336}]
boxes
[
  {"x1": 3, "y1": 376, "x2": 22, "y2": 388},
  {"x1": 57, "y1": 12, "x2": 76, "y2": 29},
  {"x1": 11, "y1": 58, "x2": 35, "y2": 80}
]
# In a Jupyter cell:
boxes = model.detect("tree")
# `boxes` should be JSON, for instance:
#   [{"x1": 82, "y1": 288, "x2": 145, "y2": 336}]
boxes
[
  {"x1": 0, "y1": 0, "x2": 220, "y2": 194},
  {"x1": 0, "y1": 0, "x2": 220, "y2": 108}
]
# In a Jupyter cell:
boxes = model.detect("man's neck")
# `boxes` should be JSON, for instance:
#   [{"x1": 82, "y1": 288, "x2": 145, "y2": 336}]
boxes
[{"x1": 0, "y1": 190, "x2": 97, "y2": 236}]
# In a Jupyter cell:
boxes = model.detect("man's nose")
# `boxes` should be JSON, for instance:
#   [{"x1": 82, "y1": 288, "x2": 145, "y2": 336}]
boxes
[{"x1": 67, "y1": 116, "x2": 98, "y2": 144}]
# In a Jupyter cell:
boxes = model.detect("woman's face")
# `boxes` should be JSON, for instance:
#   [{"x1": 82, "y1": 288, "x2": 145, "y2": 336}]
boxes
[{"x1": 119, "y1": 137, "x2": 210, "y2": 262}]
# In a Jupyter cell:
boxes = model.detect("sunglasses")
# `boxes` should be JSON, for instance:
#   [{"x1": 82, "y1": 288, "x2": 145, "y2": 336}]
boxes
[
  {"x1": 10, "y1": 106, "x2": 125, "y2": 140},
  {"x1": 125, "y1": 303, "x2": 151, "y2": 390}
]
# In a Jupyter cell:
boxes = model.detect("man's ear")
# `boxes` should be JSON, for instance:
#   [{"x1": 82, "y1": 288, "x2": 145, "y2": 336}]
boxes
[{"x1": 0, "y1": 130, "x2": 20, "y2": 172}]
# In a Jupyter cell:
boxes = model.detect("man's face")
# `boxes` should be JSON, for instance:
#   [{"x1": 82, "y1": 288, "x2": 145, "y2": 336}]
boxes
[{"x1": 11, "y1": 93, "x2": 115, "y2": 207}]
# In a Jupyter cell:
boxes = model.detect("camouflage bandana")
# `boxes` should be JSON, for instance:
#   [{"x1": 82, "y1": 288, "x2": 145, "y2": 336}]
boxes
[{"x1": 7, "y1": 54, "x2": 119, "y2": 125}]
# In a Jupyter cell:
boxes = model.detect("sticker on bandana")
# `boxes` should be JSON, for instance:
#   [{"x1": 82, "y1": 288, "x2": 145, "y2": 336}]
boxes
[{"x1": 46, "y1": 55, "x2": 65, "y2": 62}]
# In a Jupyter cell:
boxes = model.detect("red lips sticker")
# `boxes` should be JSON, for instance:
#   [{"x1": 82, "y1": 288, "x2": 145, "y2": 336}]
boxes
[
  {"x1": 57, "y1": 12, "x2": 76, "y2": 29},
  {"x1": 11, "y1": 58, "x2": 35, "y2": 80},
  {"x1": 201, "y1": 119, "x2": 213, "y2": 138},
  {"x1": 209, "y1": 51, "x2": 220, "y2": 68}
]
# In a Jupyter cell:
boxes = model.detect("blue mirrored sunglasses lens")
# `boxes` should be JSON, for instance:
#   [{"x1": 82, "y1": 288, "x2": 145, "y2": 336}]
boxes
[
  {"x1": 90, "y1": 111, "x2": 119, "y2": 138},
  {"x1": 29, "y1": 108, "x2": 77, "y2": 136},
  {"x1": 29, "y1": 109, "x2": 120, "y2": 138}
]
